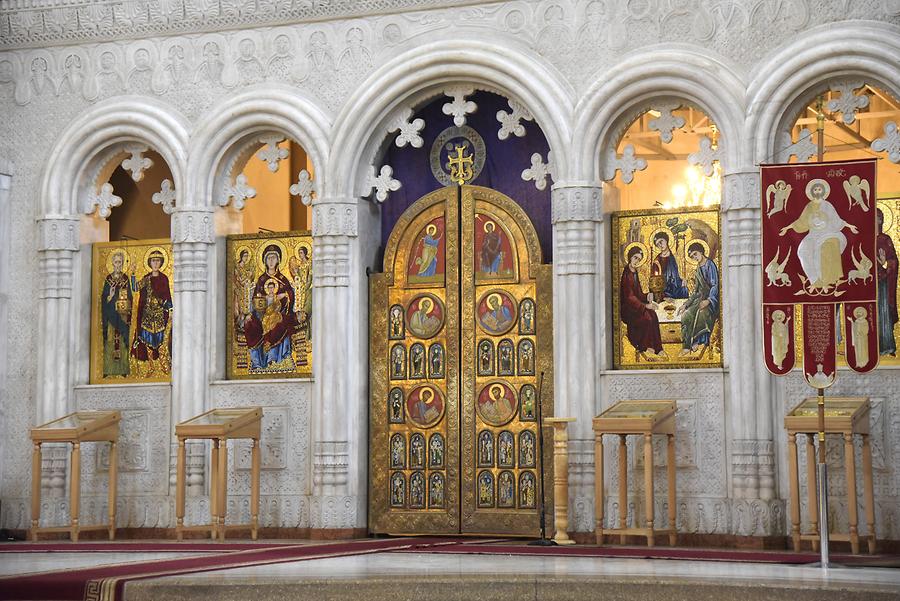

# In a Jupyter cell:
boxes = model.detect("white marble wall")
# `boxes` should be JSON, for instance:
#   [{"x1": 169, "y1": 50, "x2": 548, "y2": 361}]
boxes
[{"x1": 1, "y1": 0, "x2": 900, "y2": 538}]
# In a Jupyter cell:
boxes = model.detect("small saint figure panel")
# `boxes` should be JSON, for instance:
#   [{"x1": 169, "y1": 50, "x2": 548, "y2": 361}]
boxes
[
  {"x1": 226, "y1": 231, "x2": 313, "y2": 379},
  {"x1": 90, "y1": 240, "x2": 174, "y2": 384}
]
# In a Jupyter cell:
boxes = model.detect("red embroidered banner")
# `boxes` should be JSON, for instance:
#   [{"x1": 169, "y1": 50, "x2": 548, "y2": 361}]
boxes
[{"x1": 761, "y1": 159, "x2": 878, "y2": 380}]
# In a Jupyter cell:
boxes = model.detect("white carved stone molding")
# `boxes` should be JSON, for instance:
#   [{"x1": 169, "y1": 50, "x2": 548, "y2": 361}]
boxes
[
  {"x1": 442, "y1": 86, "x2": 477, "y2": 127},
  {"x1": 602, "y1": 144, "x2": 647, "y2": 184},
  {"x1": 313, "y1": 440, "x2": 350, "y2": 492},
  {"x1": 687, "y1": 136, "x2": 722, "y2": 177},
  {"x1": 120, "y1": 144, "x2": 153, "y2": 182},
  {"x1": 732, "y1": 439, "x2": 775, "y2": 501},
  {"x1": 151, "y1": 178, "x2": 176, "y2": 215},
  {"x1": 790, "y1": 128, "x2": 819, "y2": 163},
  {"x1": 312, "y1": 235, "x2": 352, "y2": 289},
  {"x1": 872, "y1": 121, "x2": 900, "y2": 163},
  {"x1": 722, "y1": 172, "x2": 761, "y2": 266},
  {"x1": 222, "y1": 174, "x2": 257, "y2": 210},
  {"x1": 364, "y1": 165, "x2": 401, "y2": 203},
  {"x1": 647, "y1": 103, "x2": 686, "y2": 144},
  {"x1": 388, "y1": 109, "x2": 425, "y2": 149},
  {"x1": 551, "y1": 185, "x2": 603, "y2": 227},
  {"x1": 496, "y1": 98, "x2": 533, "y2": 140},
  {"x1": 257, "y1": 134, "x2": 289, "y2": 172},
  {"x1": 312, "y1": 201, "x2": 357, "y2": 238},
  {"x1": 521, "y1": 151, "x2": 555, "y2": 191},
  {"x1": 87, "y1": 183, "x2": 123, "y2": 219},
  {"x1": 37, "y1": 217, "x2": 80, "y2": 252},
  {"x1": 826, "y1": 80, "x2": 869, "y2": 125},
  {"x1": 171, "y1": 209, "x2": 215, "y2": 245},
  {"x1": 289, "y1": 169, "x2": 316, "y2": 206}
]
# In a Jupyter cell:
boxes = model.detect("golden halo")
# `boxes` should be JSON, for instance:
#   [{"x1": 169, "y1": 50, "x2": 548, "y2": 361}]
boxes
[
  {"x1": 296, "y1": 242, "x2": 312, "y2": 258},
  {"x1": 104, "y1": 248, "x2": 130, "y2": 274},
  {"x1": 476, "y1": 380, "x2": 518, "y2": 427},
  {"x1": 487, "y1": 292, "x2": 503, "y2": 308},
  {"x1": 490, "y1": 383, "x2": 504, "y2": 399},
  {"x1": 421, "y1": 387, "x2": 434, "y2": 404},
  {"x1": 483, "y1": 219, "x2": 496, "y2": 233},
  {"x1": 425, "y1": 223, "x2": 437, "y2": 236},
  {"x1": 623, "y1": 242, "x2": 649, "y2": 267},
  {"x1": 264, "y1": 278, "x2": 280, "y2": 290},
  {"x1": 419, "y1": 296, "x2": 433, "y2": 313},
  {"x1": 143, "y1": 245, "x2": 168, "y2": 270},
  {"x1": 257, "y1": 239, "x2": 288, "y2": 273},
  {"x1": 406, "y1": 385, "x2": 445, "y2": 429},
  {"x1": 235, "y1": 245, "x2": 253, "y2": 264},
  {"x1": 684, "y1": 239, "x2": 710, "y2": 265},
  {"x1": 649, "y1": 228, "x2": 673, "y2": 250}
]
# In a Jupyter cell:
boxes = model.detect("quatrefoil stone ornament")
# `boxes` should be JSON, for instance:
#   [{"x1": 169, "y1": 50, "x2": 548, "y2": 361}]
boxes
[
  {"x1": 688, "y1": 136, "x2": 722, "y2": 177},
  {"x1": 92, "y1": 183, "x2": 123, "y2": 219},
  {"x1": 791, "y1": 128, "x2": 819, "y2": 163},
  {"x1": 496, "y1": 99, "x2": 533, "y2": 140},
  {"x1": 289, "y1": 169, "x2": 316, "y2": 205},
  {"x1": 389, "y1": 110, "x2": 425, "y2": 149},
  {"x1": 827, "y1": 81, "x2": 869, "y2": 125},
  {"x1": 647, "y1": 104, "x2": 686, "y2": 144},
  {"x1": 871, "y1": 121, "x2": 900, "y2": 164},
  {"x1": 224, "y1": 174, "x2": 257, "y2": 210},
  {"x1": 521, "y1": 152, "x2": 554, "y2": 191}
]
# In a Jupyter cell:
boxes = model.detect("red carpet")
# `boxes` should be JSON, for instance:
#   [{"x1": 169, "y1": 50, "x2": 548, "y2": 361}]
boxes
[{"x1": 0, "y1": 537, "x2": 463, "y2": 601}]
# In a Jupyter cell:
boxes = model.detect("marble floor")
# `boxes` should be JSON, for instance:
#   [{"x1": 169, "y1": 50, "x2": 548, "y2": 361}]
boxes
[{"x1": 0, "y1": 551, "x2": 213, "y2": 577}]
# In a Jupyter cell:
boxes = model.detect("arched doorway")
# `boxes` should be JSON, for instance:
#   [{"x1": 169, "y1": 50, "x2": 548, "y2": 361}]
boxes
[{"x1": 369, "y1": 184, "x2": 552, "y2": 535}]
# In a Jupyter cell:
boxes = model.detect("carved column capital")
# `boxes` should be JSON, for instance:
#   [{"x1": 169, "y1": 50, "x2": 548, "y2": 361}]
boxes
[
  {"x1": 37, "y1": 217, "x2": 80, "y2": 252},
  {"x1": 312, "y1": 199, "x2": 358, "y2": 238},
  {"x1": 171, "y1": 208, "x2": 215, "y2": 244},
  {"x1": 313, "y1": 236, "x2": 352, "y2": 288},
  {"x1": 722, "y1": 171, "x2": 762, "y2": 267},
  {"x1": 550, "y1": 184, "x2": 603, "y2": 224}
]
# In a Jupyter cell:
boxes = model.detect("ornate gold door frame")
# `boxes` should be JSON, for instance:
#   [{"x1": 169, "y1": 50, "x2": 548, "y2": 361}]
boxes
[{"x1": 369, "y1": 185, "x2": 552, "y2": 535}]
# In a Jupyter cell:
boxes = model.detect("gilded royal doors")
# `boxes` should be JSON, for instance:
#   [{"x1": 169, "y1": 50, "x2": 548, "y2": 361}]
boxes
[{"x1": 370, "y1": 185, "x2": 552, "y2": 535}]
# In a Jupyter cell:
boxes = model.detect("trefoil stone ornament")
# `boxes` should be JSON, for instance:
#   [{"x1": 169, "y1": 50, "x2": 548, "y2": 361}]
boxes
[
  {"x1": 389, "y1": 110, "x2": 425, "y2": 148},
  {"x1": 151, "y1": 179, "x2": 176, "y2": 214},
  {"x1": 442, "y1": 87, "x2": 477, "y2": 127},
  {"x1": 496, "y1": 99, "x2": 533, "y2": 140},
  {"x1": 521, "y1": 151, "x2": 554, "y2": 191},
  {"x1": 289, "y1": 169, "x2": 316, "y2": 206},
  {"x1": 257, "y1": 134, "x2": 290, "y2": 172},
  {"x1": 223, "y1": 174, "x2": 257, "y2": 210},
  {"x1": 603, "y1": 144, "x2": 647, "y2": 184},
  {"x1": 647, "y1": 103, "x2": 686, "y2": 144},
  {"x1": 90, "y1": 183, "x2": 123, "y2": 219},
  {"x1": 121, "y1": 145, "x2": 153, "y2": 182},
  {"x1": 366, "y1": 165, "x2": 402, "y2": 202},
  {"x1": 871, "y1": 121, "x2": 900, "y2": 164}
]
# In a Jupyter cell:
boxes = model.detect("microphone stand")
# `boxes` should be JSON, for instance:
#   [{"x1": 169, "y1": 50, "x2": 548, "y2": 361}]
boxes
[{"x1": 528, "y1": 371, "x2": 556, "y2": 546}]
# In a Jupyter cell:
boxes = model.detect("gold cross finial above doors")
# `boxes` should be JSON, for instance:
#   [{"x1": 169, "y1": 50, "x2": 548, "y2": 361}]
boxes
[{"x1": 448, "y1": 145, "x2": 475, "y2": 185}]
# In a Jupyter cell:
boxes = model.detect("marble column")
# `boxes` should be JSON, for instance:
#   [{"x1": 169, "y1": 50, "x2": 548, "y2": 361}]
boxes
[
  {"x1": 170, "y1": 208, "x2": 215, "y2": 497},
  {"x1": 722, "y1": 170, "x2": 777, "y2": 517},
  {"x1": 0, "y1": 166, "x2": 10, "y2": 494},
  {"x1": 550, "y1": 183, "x2": 603, "y2": 532},
  {"x1": 309, "y1": 197, "x2": 361, "y2": 532}
]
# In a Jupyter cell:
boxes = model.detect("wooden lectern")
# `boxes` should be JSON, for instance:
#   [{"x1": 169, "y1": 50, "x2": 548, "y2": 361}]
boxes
[
  {"x1": 175, "y1": 407, "x2": 263, "y2": 541},
  {"x1": 593, "y1": 400, "x2": 677, "y2": 547},
  {"x1": 785, "y1": 396, "x2": 875, "y2": 554},
  {"x1": 30, "y1": 411, "x2": 121, "y2": 542}
]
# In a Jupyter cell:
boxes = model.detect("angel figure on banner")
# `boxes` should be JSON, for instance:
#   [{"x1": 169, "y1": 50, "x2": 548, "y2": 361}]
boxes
[
  {"x1": 779, "y1": 178, "x2": 859, "y2": 293},
  {"x1": 765, "y1": 180, "x2": 792, "y2": 217}
]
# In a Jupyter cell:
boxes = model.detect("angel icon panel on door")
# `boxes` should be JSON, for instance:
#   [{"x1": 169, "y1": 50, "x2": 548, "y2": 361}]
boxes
[
  {"x1": 388, "y1": 387, "x2": 404, "y2": 423},
  {"x1": 497, "y1": 339, "x2": 515, "y2": 375},
  {"x1": 477, "y1": 339, "x2": 495, "y2": 376},
  {"x1": 388, "y1": 304, "x2": 405, "y2": 340},
  {"x1": 410, "y1": 343, "x2": 427, "y2": 379},
  {"x1": 475, "y1": 213, "x2": 516, "y2": 281},
  {"x1": 407, "y1": 216, "x2": 446, "y2": 286}
]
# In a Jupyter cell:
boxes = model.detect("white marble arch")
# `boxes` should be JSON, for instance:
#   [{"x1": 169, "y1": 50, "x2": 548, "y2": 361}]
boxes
[
  {"x1": 319, "y1": 37, "x2": 574, "y2": 528},
  {"x1": 747, "y1": 20, "x2": 900, "y2": 164},
  {"x1": 36, "y1": 97, "x2": 189, "y2": 424}
]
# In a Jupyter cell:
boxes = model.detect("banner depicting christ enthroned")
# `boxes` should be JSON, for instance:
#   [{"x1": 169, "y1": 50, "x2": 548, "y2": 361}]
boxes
[{"x1": 761, "y1": 159, "x2": 878, "y2": 384}]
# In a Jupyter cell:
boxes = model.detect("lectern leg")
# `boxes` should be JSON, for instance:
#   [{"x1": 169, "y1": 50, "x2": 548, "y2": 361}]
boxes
[
  {"x1": 595, "y1": 433, "x2": 604, "y2": 545},
  {"x1": 805, "y1": 434, "x2": 819, "y2": 551},
  {"x1": 70, "y1": 442, "x2": 81, "y2": 542},
  {"x1": 108, "y1": 441, "x2": 118, "y2": 540},
  {"x1": 210, "y1": 439, "x2": 219, "y2": 540},
  {"x1": 667, "y1": 434, "x2": 676, "y2": 546},
  {"x1": 251, "y1": 438, "x2": 261, "y2": 541},
  {"x1": 787, "y1": 433, "x2": 801, "y2": 552},
  {"x1": 844, "y1": 433, "x2": 859, "y2": 554},
  {"x1": 30, "y1": 442, "x2": 42, "y2": 541},
  {"x1": 644, "y1": 433, "x2": 654, "y2": 547},
  {"x1": 218, "y1": 438, "x2": 228, "y2": 541},
  {"x1": 618, "y1": 435, "x2": 627, "y2": 544},
  {"x1": 176, "y1": 439, "x2": 186, "y2": 541},
  {"x1": 862, "y1": 434, "x2": 876, "y2": 554}
]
